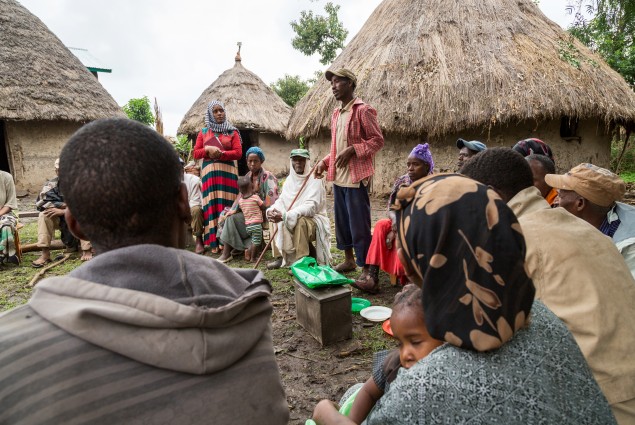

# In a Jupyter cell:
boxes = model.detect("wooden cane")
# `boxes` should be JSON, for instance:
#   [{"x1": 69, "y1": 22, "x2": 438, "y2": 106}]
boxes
[{"x1": 254, "y1": 162, "x2": 319, "y2": 268}]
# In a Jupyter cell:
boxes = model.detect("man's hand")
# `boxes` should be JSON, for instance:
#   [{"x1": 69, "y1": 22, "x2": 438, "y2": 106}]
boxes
[
  {"x1": 43, "y1": 207, "x2": 65, "y2": 218},
  {"x1": 335, "y1": 146, "x2": 355, "y2": 168},
  {"x1": 314, "y1": 160, "x2": 326, "y2": 179},
  {"x1": 267, "y1": 208, "x2": 283, "y2": 223},
  {"x1": 184, "y1": 165, "x2": 200, "y2": 177}
]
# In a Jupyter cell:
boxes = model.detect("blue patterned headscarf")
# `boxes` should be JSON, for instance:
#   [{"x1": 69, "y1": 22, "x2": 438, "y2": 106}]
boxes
[
  {"x1": 410, "y1": 143, "x2": 434, "y2": 174},
  {"x1": 204, "y1": 100, "x2": 238, "y2": 135},
  {"x1": 246, "y1": 146, "x2": 265, "y2": 162}
]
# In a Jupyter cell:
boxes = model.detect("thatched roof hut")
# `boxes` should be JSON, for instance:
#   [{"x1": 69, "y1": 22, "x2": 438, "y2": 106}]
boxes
[
  {"x1": 0, "y1": 0, "x2": 123, "y2": 191},
  {"x1": 288, "y1": 0, "x2": 635, "y2": 192},
  {"x1": 179, "y1": 52, "x2": 292, "y2": 175}
]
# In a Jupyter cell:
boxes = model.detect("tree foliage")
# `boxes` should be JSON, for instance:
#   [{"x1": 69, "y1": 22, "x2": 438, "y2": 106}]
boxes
[
  {"x1": 271, "y1": 75, "x2": 312, "y2": 107},
  {"x1": 122, "y1": 96, "x2": 155, "y2": 126},
  {"x1": 290, "y1": 2, "x2": 348, "y2": 65},
  {"x1": 567, "y1": 0, "x2": 635, "y2": 85}
]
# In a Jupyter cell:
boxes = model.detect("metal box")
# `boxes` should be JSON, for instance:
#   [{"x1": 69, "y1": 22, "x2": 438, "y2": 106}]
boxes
[{"x1": 294, "y1": 279, "x2": 352, "y2": 346}]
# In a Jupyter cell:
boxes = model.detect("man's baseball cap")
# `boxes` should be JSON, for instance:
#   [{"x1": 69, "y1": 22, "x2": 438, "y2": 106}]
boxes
[
  {"x1": 456, "y1": 139, "x2": 487, "y2": 153},
  {"x1": 325, "y1": 68, "x2": 357, "y2": 86},
  {"x1": 545, "y1": 163, "x2": 626, "y2": 207},
  {"x1": 290, "y1": 148, "x2": 310, "y2": 159}
]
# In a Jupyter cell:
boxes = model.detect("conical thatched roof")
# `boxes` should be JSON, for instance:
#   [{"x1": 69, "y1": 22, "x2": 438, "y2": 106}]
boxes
[
  {"x1": 0, "y1": 0, "x2": 123, "y2": 121},
  {"x1": 178, "y1": 55, "x2": 291, "y2": 137},
  {"x1": 288, "y1": 0, "x2": 635, "y2": 139}
]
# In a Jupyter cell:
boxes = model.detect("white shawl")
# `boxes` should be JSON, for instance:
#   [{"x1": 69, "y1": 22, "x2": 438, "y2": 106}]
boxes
[{"x1": 267, "y1": 159, "x2": 331, "y2": 265}]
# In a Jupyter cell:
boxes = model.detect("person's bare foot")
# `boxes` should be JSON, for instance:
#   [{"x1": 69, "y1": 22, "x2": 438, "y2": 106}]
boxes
[
  {"x1": 195, "y1": 237, "x2": 204, "y2": 254},
  {"x1": 244, "y1": 249, "x2": 252, "y2": 262},
  {"x1": 334, "y1": 261, "x2": 357, "y2": 273},
  {"x1": 80, "y1": 250, "x2": 93, "y2": 261},
  {"x1": 352, "y1": 274, "x2": 380, "y2": 294}
]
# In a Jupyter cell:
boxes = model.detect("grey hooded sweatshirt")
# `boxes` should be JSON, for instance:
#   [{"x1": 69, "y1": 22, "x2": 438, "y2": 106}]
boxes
[{"x1": 0, "y1": 245, "x2": 289, "y2": 424}]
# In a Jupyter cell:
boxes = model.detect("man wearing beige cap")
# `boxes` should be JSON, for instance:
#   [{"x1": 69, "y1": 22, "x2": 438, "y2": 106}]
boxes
[
  {"x1": 546, "y1": 163, "x2": 635, "y2": 278},
  {"x1": 315, "y1": 68, "x2": 384, "y2": 275}
]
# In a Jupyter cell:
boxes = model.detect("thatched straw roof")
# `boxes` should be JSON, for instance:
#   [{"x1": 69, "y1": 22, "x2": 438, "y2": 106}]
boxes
[
  {"x1": 178, "y1": 55, "x2": 291, "y2": 137},
  {"x1": 288, "y1": 0, "x2": 635, "y2": 139},
  {"x1": 0, "y1": 0, "x2": 123, "y2": 121}
]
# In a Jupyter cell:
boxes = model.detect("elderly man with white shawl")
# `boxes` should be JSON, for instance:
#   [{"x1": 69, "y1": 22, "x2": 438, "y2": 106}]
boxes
[{"x1": 266, "y1": 149, "x2": 331, "y2": 269}]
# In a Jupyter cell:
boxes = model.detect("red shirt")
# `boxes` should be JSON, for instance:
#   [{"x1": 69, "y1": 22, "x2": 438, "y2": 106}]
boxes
[
  {"x1": 321, "y1": 98, "x2": 384, "y2": 184},
  {"x1": 193, "y1": 129, "x2": 242, "y2": 162}
]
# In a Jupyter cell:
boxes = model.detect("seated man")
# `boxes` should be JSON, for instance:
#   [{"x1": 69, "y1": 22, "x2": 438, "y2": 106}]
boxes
[
  {"x1": 183, "y1": 159, "x2": 204, "y2": 254},
  {"x1": 526, "y1": 153, "x2": 558, "y2": 206},
  {"x1": 461, "y1": 148, "x2": 635, "y2": 424},
  {"x1": 32, "y1": 158, "x2": 92, "y2": 267},
  {"x1": 0, "y1": 170, "x2": 19, "y2": 264},
  {"x1": 545, "y1": 163, "x2": 635, "y2": 278},
  {"x1": 456, "y1": 138, "x2": 486, "y2": 171},
  {"x1": 0, "y1": 118, "x2": 289, "y2": 423},
  {"x1": 267, "y1": 149, "x2": 331, "y2": 269}
]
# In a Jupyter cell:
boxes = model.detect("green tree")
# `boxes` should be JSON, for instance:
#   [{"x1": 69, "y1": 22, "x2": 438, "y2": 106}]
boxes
[
  {"x1": 271, "y1": 74, "x2": 312, "y2": 107},
  {"x1": 122, "y1": 96, "x2": 155, "y2": 126},
  {"x1": 290, "y1": 2, "x2": 348, "y2": 65},
  {"x1": 567, "y1": 0, "x2": 635, "y2": 84}
]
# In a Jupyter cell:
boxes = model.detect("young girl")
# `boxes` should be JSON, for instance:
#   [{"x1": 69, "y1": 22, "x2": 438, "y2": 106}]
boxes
[
  {"x1": 348, "y1": 284, "x2": 443, "y2": 424},
  {"x1": 222, "y1": 176, "x2": 265, "y2": 263}
]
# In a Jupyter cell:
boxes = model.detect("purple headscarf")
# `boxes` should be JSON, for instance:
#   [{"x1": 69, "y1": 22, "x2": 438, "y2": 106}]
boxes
[{"x1": 410, "y1": 143, "x2": 434, "y2": 174}]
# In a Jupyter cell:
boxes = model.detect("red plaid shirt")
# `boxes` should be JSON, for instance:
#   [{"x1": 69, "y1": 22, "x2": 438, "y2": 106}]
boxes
[{"x1": 322, "y1": 98, "x2": 384, "y2": 183}]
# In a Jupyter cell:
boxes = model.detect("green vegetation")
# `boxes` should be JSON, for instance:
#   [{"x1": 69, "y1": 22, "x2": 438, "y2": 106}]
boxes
[
  {"x1": 290, "y1": 2, "x2": 348, "y2": 65},
  {"x1": 270, "y1": 74, "x2": 312, "y2": 107},
  {"x1": 122, "y1": 96, "x2": 155, "y2": 126},
  {"x1": 174, "y1": 134, "x2": 193, "y2": 163}
]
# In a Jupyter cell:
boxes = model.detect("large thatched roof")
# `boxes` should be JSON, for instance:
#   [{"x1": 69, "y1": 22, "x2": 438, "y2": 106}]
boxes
[
  {"x1": 0, "y1": 0, "x2": 123, "y2": 121},
  {"x1": 288, "y1": 0, "x2": 635, "y2": 139},
  {"x1": 178, "y1": 56, "x2": 291, "y2": 137}
]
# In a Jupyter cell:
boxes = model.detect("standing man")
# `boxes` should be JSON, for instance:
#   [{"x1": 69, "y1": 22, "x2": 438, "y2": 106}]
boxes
[
  {"x1": 315, "y1": 68, "x2": 384, "y2": 274},
  {"x1": 456, "y1": 138, "x2": 487, "y2": 170}
]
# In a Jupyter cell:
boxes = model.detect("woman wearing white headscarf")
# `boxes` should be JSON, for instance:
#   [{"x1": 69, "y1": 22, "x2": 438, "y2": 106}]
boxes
[{"x1": 266, "y1": 149, "x2": 331, "y2": 268}]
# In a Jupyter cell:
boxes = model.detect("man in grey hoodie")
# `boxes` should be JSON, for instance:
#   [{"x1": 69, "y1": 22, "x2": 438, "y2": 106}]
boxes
[{"x1": 0, "y1": 118, "x2": 289, "y2": 424}]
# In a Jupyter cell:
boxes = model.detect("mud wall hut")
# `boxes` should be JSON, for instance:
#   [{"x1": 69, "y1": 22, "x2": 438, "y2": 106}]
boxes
[
  {"x1": 178, "y1": 53, "x2": 292, "y2": 176},
  {"x1": 287, "y1": 0, "x2": 635, "y2": 194},
  {"x1": 0, "y1": 0, "x2": 124, "y2": 193}
]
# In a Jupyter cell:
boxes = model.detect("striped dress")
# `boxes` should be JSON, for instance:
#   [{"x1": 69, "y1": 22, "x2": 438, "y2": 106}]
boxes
[{"x1": 194, "y1": 129, "x2": 242, "y2": 248}]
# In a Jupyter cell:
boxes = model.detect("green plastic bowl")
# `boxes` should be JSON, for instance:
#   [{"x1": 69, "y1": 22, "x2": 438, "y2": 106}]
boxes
[{"x1": 351, "y1": 297, "x2": 371, "y2": 313}]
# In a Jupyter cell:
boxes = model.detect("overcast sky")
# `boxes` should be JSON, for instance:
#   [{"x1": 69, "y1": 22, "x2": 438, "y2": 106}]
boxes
[{"x1": 17, "y1": 0, "x2": 573, "y2": 136}]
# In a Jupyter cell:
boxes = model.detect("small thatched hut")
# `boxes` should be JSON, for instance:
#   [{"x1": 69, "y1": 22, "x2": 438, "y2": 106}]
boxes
[
  {"x1": 179, "y1": 52, "x2": 292, "y2": 176},
  {"x1": 0, "y1": 0, "x2": 124, "y2": 192},
  {"x1": 288, "y1": 0, "x2": 635, "y2": 194}
]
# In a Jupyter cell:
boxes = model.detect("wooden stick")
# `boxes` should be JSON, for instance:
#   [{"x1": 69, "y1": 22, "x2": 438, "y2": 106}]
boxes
[
  {"x1": 254, "y1": 162, "x2": 319, "y2": 268},
  {"x1": 28, "y1": 253, "x2": 71, "y2": 287},
  {"x1": 615, "y1": 129, "x2": 632, "y2": 174},
  {"x1": 20, "y1": 240, "x2": 65, "y2": 253}
]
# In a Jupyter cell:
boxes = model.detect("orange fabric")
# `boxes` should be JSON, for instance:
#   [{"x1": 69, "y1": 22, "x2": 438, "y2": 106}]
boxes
[{"x1": 545, "y1": 187, "x2": 558, "y2": 206}]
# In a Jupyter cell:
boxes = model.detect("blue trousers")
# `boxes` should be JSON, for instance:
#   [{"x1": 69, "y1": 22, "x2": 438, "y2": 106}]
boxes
[{"x1": 333, "y1": 184, "x2": 371, "y2": 267}]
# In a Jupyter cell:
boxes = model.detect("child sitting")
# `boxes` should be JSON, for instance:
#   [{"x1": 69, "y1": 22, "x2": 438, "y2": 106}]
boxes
[
  {"x1": 348, "y1": 284, "x2": 443, "y2": 424},
  {"x1": 224, "y1": 176, "x2": 265, "y2": 263}
]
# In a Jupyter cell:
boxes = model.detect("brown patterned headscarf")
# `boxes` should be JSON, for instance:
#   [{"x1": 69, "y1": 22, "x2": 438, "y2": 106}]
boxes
[{"x1": 394, "y1": 173, "x2": 535, "y2": 352}]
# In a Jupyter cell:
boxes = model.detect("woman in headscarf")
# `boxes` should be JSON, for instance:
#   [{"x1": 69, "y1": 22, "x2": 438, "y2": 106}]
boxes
[
  {"x1": 352, "y1": 143, "x2": 434, "y2": 294},
  {"x1": 512, "y1": 138, "x2": 554, "y2": 161},
  {"x1": 311, "y1": 174, "x2": 616, "y2": 425},
  {"x1": 192, "y1": 100, "x2": 242, "y2": 253},
  {"x1": 218, "y1": 146, "x2": 279, "y2": 262}
]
